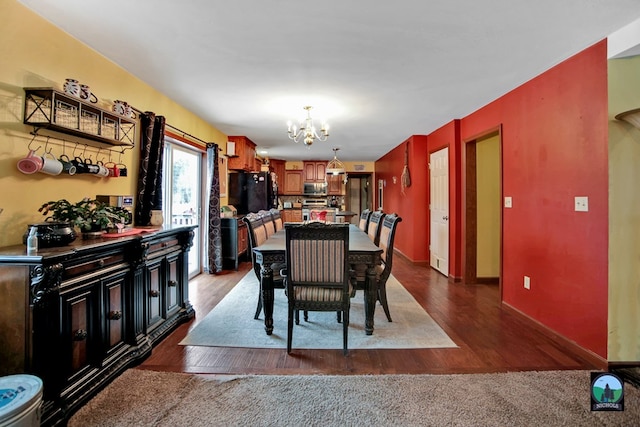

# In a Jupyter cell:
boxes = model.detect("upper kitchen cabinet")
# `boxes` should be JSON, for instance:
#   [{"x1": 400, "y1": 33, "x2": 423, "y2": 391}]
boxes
[
  {"x1": 269, "y1": 159, "x2": 286, "y2": 189},
  {"x1": 327, "y1": 175, "x2": 345, "y2": 195},
  {"x1": 303, "y1": 161, "x2": 327, "y2": 182},
  {"x1": 283, "y1": 170, "x2": 304, "y2": 195},
  {"x1": 227, "y1": 136, "x2": 257, "y2": 171}
]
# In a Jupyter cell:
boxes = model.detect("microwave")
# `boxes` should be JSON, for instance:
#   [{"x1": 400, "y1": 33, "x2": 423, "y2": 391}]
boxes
[{"x1": 303, "y1": 182, "x2": 327, "y2": 196}]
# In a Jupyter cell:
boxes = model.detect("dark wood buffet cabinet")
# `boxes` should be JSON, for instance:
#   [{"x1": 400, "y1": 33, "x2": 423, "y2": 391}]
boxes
[{"x1": 0, "y1": 226, "x2": 196, "y2": 426}]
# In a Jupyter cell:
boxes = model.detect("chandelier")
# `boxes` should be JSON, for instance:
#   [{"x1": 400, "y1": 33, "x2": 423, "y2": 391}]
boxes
[
  {"x1": 286, "y1": 106, "x2": 329, "y2": 146},
  {"x1": 326, "y1": 148, "x2": 346, "y2": 175}
]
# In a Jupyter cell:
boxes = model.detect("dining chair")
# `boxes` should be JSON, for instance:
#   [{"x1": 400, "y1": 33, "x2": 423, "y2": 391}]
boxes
[
  {"x1": 374, "y1": 213, "x2": 403, "y2": 322},
  {"x1": 242, "y1": 212, "x2": 285, "y2": 319},
  {"x1": 351, "y1": 213, "x2": 402, "y2": 322},
  {"x1": 258, "y1": 209, "x2": 277, "y2": 237},
  {"x1": 282, "y1": 222, "x2": 351, "y2": 355},
  {"x1": 358, "y1": 209, "x2": 371, "y2": 232},
  {"x1": 269, "y1": 208, "x2": 284, "y2": 231},
  {"x1": 367, "y1": 210, "x2": 386, "y2": 245}
]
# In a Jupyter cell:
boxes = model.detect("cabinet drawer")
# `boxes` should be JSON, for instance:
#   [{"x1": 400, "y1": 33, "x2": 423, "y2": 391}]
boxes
[
  {"x1": 147, "y1": 238, "x2": 180, "y2": 258},
  {"x1": 63, "y1": 253, "x2": 127, "y2": 280}
]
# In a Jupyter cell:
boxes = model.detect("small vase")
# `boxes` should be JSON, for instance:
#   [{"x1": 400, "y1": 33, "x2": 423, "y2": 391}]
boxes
[{"x1": 150, "y1": 210, "x2": 164, "y2": 226}]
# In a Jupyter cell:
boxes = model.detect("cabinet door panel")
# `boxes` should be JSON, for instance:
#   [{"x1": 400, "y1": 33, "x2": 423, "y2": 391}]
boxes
[
  {"x1": 103, "y1": 272, "x2": 127, "y2": 353},
  {"x1": 61, "y1": 284, "x2": 99, "y2": 382},
  {"x1": 284, "y1": 170, "x2": 303, "y2": 194},
  {"x1": 146, "y1": 258, "x2": 163, "y2": 329},
  {"x1": 166, "y1": 253, "x2": 180, "y2": 316}
]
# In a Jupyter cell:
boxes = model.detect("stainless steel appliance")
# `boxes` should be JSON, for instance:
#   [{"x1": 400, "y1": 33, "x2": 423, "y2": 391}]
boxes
[{"x1": 303, "y1": 182, "x2": 327, "y2": 196}]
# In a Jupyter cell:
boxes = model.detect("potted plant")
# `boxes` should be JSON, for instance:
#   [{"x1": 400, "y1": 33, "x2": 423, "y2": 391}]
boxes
[{"x1": 39, "y1": 198, "x2": 132, "y2": 238}]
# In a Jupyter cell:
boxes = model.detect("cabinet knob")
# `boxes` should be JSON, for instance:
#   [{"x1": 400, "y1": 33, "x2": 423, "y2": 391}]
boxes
[
  {"x1": 108, "y1": 310, "x2": 122, "y2": 320},
  {"x1": 74, "y1": 329, "x2": 88, "y2": 341},
  {"x1": 97, "y1": 259, "x2": 105, "y2": 267},
  {"x1": 149, "y1": 290, "x2": 160, "y2": 298},
  {"x1": 168, "y1": 280, "x2": 177, "y2": 287}
]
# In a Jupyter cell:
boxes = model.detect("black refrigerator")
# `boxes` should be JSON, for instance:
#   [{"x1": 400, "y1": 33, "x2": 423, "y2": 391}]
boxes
[{"x1": 227, "y1": 171, "x2": 278, "y2": 215}]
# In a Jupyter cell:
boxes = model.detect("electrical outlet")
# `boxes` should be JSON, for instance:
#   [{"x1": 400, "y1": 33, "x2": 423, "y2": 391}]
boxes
[
  {"x1": 524, "y1": 276, "x2": 531, "y2": 290},
  {"x1": 574, "y1": 196, "x2": 588, "y2": 212}
]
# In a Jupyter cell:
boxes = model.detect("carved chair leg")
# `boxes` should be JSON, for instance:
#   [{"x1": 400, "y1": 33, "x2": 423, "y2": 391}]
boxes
[{"x1": 378, "y1": 281, "x2": 392, "y2": 322}]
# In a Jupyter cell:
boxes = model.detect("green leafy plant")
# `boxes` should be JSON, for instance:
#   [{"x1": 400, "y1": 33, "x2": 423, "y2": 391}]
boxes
[{"x1": 39, "y1": 198, "x2": 132, "y2": 232}]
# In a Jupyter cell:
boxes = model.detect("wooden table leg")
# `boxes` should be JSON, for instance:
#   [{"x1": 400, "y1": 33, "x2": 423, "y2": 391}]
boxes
[
  {"x1": 364, "y1": 263, "x2": 376, "y2": 335},
  {"x1": 260, "y1": 264, "x2": 275, "y2": 335}
]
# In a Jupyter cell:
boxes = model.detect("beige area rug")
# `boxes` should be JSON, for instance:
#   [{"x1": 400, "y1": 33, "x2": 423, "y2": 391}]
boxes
[
  {"x1": 179, "y1": 271, "x2": 457, "y2": 349},
  {"x1": 69, "y1": 369, "x2": 640, "y2": 427}
]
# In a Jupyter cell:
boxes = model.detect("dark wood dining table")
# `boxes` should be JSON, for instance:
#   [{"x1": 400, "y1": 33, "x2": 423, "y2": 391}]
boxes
[{"x1": 253, "y1": 223, "x2": 383, "y2": 336}]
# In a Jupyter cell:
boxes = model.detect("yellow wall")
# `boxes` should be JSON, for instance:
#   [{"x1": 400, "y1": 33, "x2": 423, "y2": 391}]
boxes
[
  {"x1": 476, "y1": 134, "x2": 500, "y2": 278},
  {"x1": 0, "y1": 0, "x2": 227, "y2": 246},
  {"x1": 608, "y1": 55, "x2": 640, "y2": 361}
]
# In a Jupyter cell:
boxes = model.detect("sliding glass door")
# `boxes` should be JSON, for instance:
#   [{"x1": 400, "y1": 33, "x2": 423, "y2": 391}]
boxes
[{"x1": 163, "y1": 140, "x2": 203, "y2": 278}]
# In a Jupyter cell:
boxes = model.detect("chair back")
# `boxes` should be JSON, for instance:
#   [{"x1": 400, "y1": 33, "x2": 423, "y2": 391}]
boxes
[
  {"x1": 378, "y1": 213, "x2": 403, "y2": 281},
  {"x1": 284, "y1": 222, "x2": 351, "y2": 355},
  {"x1": 367, "y1": 210, "x2": 386, "y2": 245},
  {"x1": 285, "y1": 222, "x2": 350, "y2": 291},
  {"x1": 242, "y1": 213, "x2": 269, "y2": 279},
  {"x1": 258, "y1": 210, "x2": 277, "y2": 237},
  {"x1": 358, "y1": 209, "x2": 371, "y2": 232},
  {"x1": 270, "y1": 208, "x2": 283, "y2": 231}
]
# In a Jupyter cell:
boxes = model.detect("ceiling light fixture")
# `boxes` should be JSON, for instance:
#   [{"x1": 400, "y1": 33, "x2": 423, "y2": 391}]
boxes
[
  {"x1": 326, "y1": 148, "x2": 346, "y2": 175},
  {"x1": 286, "y1": 106, "x2": 329, "y2": 146}
]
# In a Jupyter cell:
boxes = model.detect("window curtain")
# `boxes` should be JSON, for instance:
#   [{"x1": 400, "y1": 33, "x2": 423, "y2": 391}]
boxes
[
  {"x1": 206, "y1": 143, "x2": 223, "y2": 273},
  {"x1": 135, "y1": 112, "x2": 166, "y2": 226}
]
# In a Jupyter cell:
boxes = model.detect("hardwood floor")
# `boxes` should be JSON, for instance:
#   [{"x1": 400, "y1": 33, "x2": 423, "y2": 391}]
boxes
[{"x1": 139, "y1": 254, "x2": 598, "y2": 375}]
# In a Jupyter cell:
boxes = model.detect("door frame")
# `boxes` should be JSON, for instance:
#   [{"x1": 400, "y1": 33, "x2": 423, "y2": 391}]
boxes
[
  {"x1": 163, "y1": 134, "x2": 206, "y2": 278},
  {"x1": 462, "y1": 125, "x2": 503, "y2": 294},
  {"x1": 428, "y1": 146, "x2": 449, "y2": 277}
]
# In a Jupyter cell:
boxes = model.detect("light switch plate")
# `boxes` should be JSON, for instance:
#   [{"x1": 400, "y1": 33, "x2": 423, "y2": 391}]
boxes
[
  {"x1": 575, "y1": 196, "x2": 588, "y2": 212},
  {"x1": 504, "y1": 196, "x2": 512, "y2": 208}
]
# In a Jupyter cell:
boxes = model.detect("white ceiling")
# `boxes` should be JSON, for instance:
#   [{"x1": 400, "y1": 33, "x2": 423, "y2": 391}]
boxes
[{"x1": 17, "y1": 0, "x2": 640, "y2": 161}]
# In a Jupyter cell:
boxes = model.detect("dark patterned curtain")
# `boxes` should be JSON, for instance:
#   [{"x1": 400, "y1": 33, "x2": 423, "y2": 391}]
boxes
[
  {"x1": 206, "y1": 143, "x2": 223, "y2": 273},
  {"x1": 135, "y1": 112, "x2": 166, "y2": 226}
]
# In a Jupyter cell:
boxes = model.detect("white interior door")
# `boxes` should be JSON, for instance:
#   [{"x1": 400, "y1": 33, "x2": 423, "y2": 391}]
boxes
[{"x1": 430, "y1": 147, "x2": 449, "y2": 276}]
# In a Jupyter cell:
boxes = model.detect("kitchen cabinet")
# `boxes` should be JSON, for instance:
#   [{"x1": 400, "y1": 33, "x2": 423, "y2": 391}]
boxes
[
  {"x1": 0, "y1": 226, "x2": 196, "y2": 426},
  {"x1": 327, "y1": 175, "x2": 344, "y2": 195},
  {"x1": 282, "y1": 209, "x2": 303, "y2": 223},
  {"x1": 283, "y1": 170, "x2": 304, "y2": 194},
  {"x1": 221, "y1": 217, "x2": 248, "y2": 270},
  {"x1": 269, "y1": 159, "x2": 286, "y2": 191},
  {"x1": 227, "y1": 136, "x2": 257, "y2": 171},
  {"x1": 303, "y1": 161, "x2": 327, "y2": 182}
]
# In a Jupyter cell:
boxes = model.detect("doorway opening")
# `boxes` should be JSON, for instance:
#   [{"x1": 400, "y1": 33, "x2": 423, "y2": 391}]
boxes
[
  {"x1": 463, "y1": 127, "x2": 502, "y2": 291},
  {"x1": 346, "y1": 173, "x2": 372, "y2": 224}
]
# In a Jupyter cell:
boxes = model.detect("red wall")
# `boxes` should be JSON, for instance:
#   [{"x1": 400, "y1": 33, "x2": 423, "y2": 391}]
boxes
[
  {"x1": 376, "y1": 40, "x2": 609, "y2": 358},
  {"x1": 376, "y1": 135, "x2": 429, "y2": 262},
  {"x1": 461, "y1": 40, "x2": 609, "y2": 358}
]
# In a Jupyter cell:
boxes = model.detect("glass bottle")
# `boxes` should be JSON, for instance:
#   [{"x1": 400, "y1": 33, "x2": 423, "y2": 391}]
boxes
[{"x1": 26, "y1": 226, "x2": 38, "y2": 255}]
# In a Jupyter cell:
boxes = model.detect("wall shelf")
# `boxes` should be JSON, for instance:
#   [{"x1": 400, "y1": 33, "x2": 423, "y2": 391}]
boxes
[{"x1": 24, "y1": 88, "x2": 136, "y2": 147}]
